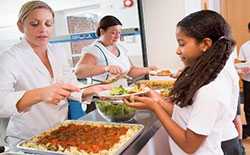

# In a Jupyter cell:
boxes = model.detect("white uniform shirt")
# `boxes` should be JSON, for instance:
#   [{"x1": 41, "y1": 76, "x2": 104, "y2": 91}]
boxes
[
  {"x1": 82, "y1": 41, "x2": 131, "y2": 84},
  {"x1": 0, "y1": 39, "x2": 80, "y2": 147},
  {"x1": 222, "y1": 51, "x2": 239, "y2": 141},
  {"x1": 239, "y1": 40, "x2": 250, "y2": 81},
  {"x1": 169, "y1": 58, "x2": 239, "y2": 155}
]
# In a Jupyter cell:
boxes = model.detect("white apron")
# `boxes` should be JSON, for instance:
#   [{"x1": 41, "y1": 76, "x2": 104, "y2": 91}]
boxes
[
  {"x1": 0, "y1": 39, "x2": 80, "y2": 148},
  {"x1": 83, "y1": 41, "x2": 131, "y2": 87}
]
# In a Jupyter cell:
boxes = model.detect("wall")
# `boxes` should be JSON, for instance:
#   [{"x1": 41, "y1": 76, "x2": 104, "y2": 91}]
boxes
[
  {"x1": 142, "y1": 0, "x2": 185, "y2": 70},
  {"x1": 185, "y1": 0, "x2": 220, "y2": 15},
  {"x1": 221, "y1": 0, "x2": 250, "y2": 51},
  {"x1": 0, "y1": 26, "x2": 21, "y2": 54},
  {"x1": 185, "y1": 0, "x2": 202, "y2": 15},
  {"x1": 142, "y1": 0, "x2": 220, "y2": 70},
  {"x1": 53, "y1": 0, "x2": 144, "y2": 67}
]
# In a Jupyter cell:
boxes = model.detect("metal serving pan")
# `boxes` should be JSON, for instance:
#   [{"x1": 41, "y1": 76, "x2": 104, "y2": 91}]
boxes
[{"x1": 16, "y1": 120, "x2": 144, "y2": 155}]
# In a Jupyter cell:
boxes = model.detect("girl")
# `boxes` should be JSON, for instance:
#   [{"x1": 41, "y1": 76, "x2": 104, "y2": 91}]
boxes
[{"x1": 126, "y1": 10, "x2": 238, "y2": 155}]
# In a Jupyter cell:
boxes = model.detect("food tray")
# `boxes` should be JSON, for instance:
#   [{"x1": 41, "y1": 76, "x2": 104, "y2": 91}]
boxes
[{"x1": 17, "y1": 120, "x2": 144, "y2": 155}]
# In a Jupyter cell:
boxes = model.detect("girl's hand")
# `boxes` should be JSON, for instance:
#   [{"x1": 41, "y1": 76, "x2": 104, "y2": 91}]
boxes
[
  {"x1": 40, "y1": 83, "x2": 80, "y2": 105},
  {"x1": 105, "y1": 65, "x2": 123, "y2": 75},
  {"x1": 240, "y1": 67, "x2": 250, "y2": 75},
  {"x1": 124, "y1": 90, "x2": 162, "y2": 111},
  {"x1": 233, "y1": 115, "x2": 242, "y2": 139}
]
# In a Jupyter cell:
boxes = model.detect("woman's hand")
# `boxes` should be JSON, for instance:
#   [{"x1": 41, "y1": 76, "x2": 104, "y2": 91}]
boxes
[
  {"x1": 40, "y1": 83, "x2": 80, "y2": 105},
  {"x1": 148, "y1": 65, "x2": 158, "y2": 71},
  {"x1": 83, "y1": 84, "x2": 111, "y2": 97},
  {"x1": 145, "y1": 66, "x2": 158, "y2": 74},
  {"x1": 105, "y1": 65, "x2": 123, "y2": 75}
]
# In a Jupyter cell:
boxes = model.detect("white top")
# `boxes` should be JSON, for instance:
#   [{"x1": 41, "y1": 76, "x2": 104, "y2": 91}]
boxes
[
  {"x1": 222, "y1": 51, "x2": 239, "y2": 141},
  {"x1": 169, "y1": 56, "x2": 239, "y2": 155},
  {"x1": 239, "y1": 40, "x2": 250, "y2": 81},
  {"x1": 82, "y1": 41, "x2": 131, "y2": 84},
  {"x1": 0, "y1": 39, "x2": 81, "y2": 147}
]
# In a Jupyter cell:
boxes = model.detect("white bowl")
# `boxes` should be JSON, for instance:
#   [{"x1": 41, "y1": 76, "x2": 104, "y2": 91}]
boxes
[{"x1": 95, "y1": 100, "x2": 136, "y2": 122}]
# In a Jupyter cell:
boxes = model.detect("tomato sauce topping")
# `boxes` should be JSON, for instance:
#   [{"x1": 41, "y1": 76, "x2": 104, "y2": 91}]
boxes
[{"x1": 37, "y1": 124, "x2": 128, "y2": 153}]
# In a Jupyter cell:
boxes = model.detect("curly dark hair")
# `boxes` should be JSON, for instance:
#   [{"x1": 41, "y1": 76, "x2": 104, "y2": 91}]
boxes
[{"x1": 170, "y1": 10, "x2": 236, "y2": 107}]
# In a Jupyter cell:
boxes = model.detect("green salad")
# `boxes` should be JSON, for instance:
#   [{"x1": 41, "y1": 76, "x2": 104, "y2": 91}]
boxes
[
  {"x1": 110, "y1": 85, "x2": 128, "y2": 96},
  {"x1": 110, "y1": 85, "x2": 141, "y2": 96},
  {"x1": 96, "y1": 100, "x2": 136, "y2": 122}
]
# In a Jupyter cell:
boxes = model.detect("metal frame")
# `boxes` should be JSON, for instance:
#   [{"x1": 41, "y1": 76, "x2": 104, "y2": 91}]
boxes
[
  {"x1": 137, "y1": 0, "x2": 149, "y2": 80},
  {"x1": 137, "y1": 0, "x2": 148, "y2": 68}
]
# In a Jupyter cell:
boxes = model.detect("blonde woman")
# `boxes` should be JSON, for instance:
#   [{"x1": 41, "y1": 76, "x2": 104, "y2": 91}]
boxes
[{"x1": 0, "y1": 1, "x2": 109, "y2": 148}]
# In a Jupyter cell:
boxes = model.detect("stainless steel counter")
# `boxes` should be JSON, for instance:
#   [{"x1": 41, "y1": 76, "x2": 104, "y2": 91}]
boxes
[{"x1": 79, "y1": 110, "x2": 163, "y2": 155}]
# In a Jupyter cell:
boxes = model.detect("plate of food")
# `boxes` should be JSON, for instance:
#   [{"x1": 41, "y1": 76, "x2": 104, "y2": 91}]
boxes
[
  {"x1": 136, "y1": 80, "x2": 175, "y2": 89},
  {"x1": 136, "y1": 80, "x2": 175, "y2": 98},
  {"x1": 17, "y1": 120, "x2": 144, "y2": 155},
  {"x1": 97, "y1": 85, "x2": 150, "y2": 99},
  {"x1": 149, "y1": 69, "x2": 172, "y2": 76}
]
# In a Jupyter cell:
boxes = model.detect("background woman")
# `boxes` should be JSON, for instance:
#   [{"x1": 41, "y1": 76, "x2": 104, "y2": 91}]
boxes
[{"x1": 75, "y1": 15, "x2": 156, "y2": 85}]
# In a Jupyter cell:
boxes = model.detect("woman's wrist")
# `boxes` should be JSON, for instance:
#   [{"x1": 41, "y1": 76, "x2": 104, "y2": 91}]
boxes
[
  {"x1": 81, "y1": 89, "x2": 85, "y2": 101},
  {"x1": 104, "y1": 66, "x2": 109, "y2": 72},
  {"x1": 144, "y1": 67, "x2": 150, "y2": 74},
  {"x1": 16, "y1": 88, "x2": 43, "y2": 112},
  {"x1": 82, "y1": 87, "x2": 95, "y2": 98},
  {"x1": 35, "y1": 88, "x2": 45, "y2": 102}
]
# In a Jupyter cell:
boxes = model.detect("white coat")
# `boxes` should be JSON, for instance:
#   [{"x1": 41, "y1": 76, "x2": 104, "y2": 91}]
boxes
[{"x1": 0, "y1": 39, "x2": 80, "y2": 147}]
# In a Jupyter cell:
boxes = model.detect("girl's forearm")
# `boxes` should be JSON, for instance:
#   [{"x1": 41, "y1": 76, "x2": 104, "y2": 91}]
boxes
[
  {"x1": 153, "y1": 104, "x2": 205, "y2": 154},
  {"x1": 158, "y1": 99, "x2": 174, "y2": 116}
]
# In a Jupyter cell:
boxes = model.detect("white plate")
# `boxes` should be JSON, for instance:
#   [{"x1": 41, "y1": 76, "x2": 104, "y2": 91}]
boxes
[{"x1": 98, "y1": 88, "x2": 150, "y2": 99}]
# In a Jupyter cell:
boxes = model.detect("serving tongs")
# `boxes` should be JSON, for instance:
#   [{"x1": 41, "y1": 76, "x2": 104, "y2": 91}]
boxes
[
  {"x1": 93, "y1": 98, "x2": 124, "y2": 105},
  {"x1": 110, "y1": 99, "x2": 124, "y2": 105},
  {"x1": 80, "y1": 74, "x2": 133, "y2": 90}
]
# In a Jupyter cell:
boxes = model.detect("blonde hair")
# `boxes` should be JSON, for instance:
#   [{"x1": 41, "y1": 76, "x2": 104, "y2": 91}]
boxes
[{"x1": 18, "y1": 0, "x2": 54, "y2": 23}]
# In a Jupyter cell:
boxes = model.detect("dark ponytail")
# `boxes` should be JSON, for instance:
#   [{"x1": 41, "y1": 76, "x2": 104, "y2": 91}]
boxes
[{"x1": 170, "y1": 10, "x2": 236, "y2": 107}]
